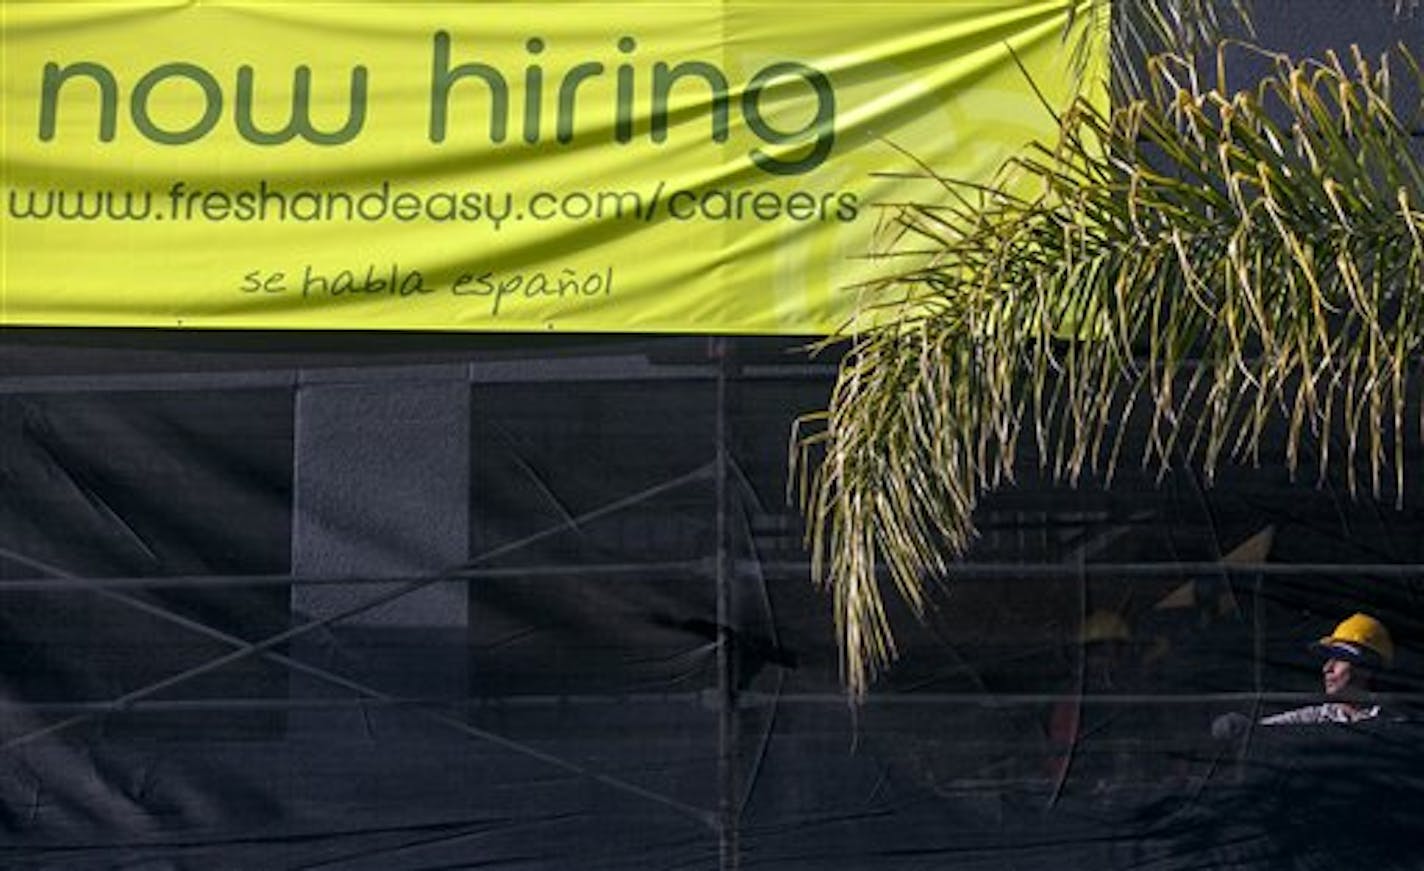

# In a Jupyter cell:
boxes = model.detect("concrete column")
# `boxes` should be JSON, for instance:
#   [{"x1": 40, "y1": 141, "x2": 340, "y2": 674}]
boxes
[{"x1": 289, "y1": 365, "x2": 470, "y2": 723}]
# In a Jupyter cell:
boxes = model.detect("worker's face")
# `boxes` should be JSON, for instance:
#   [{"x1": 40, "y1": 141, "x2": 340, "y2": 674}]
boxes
[{"x1": 1321, "y1": 658, "x2": 1359, "y2": 697}]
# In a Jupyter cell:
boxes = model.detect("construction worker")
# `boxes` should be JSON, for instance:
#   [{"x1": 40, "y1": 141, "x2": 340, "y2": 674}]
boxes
[
  {"x1": 1046, "y1": 610, "x2": 1139, "y2": 788},
  {"x1": 1260, "y1": 612, "x2": 1394, "y2": 725},
  {"x1": 1213, "y1": 612, "x2": 1395, "y2": 738}
]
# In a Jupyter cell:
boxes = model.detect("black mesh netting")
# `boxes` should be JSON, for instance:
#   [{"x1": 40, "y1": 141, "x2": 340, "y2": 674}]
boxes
[{"x1": 1, "y1": 332, "x2": 1422, "y2": 869}]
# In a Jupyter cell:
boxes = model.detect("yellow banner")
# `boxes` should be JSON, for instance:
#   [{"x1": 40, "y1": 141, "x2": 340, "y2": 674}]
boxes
[{"x1": 1, "y1": 1, "x2": 1102, "y2": 334}]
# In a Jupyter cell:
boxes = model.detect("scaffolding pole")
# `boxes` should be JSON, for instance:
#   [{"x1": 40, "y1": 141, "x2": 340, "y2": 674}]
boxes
[{"x1": 715, "y1": 338, "x2": 741, "y2": 871}]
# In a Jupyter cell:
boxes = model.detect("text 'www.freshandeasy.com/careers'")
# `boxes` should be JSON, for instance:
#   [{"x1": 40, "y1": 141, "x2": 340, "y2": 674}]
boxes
[{"x1": 6, "y1": 180, "x2": 861, "y2": 228}]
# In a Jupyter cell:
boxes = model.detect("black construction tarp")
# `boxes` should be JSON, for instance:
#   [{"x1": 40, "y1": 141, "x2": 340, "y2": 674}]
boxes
[{"x1": 1, "y1": 330, "x2": 1423, "y2": 870}]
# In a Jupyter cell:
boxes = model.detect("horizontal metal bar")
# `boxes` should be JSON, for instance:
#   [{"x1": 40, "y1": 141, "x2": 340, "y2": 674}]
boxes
[
  {"x1": 0, "y1": 560, "x2": 711, "y2": 592},
  {"x1": 6, "y1": 690, "x2": 1423, "y2": 715},
  {"x1": 737, "y1": 690, "x2": 1424, "y2": 707},
  {"x1": 0, "y1": 356, "x2": 838, "y2": 394},
  {"x1": 754, "y1": 561, "x2": 1424, "y2": 580},
  {"x1": 0, "y1": 370, "x2": 297, "y2": 395},
  {"x1": 3, "y1": 559, "x2": 1423, "y2": 592}
]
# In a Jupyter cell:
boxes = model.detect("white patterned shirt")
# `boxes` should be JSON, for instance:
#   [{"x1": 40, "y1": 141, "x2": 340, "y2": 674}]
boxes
[{"x1": 1260, "y1": 703, "x2": 1380, "y2": 725}]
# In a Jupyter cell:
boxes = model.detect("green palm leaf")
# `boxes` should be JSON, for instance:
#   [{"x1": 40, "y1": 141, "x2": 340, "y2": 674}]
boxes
[{"x1": 796, "y1": 30, "x2": 1424, "y2": 698}]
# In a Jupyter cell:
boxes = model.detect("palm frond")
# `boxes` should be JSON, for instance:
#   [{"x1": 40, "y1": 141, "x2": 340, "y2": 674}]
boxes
[
  {"x1": 1068, "y1": 0, "x2": 1253, "y2": 100},
  {"x1": 796, "y1": 44, "x2": 1424, "y2": 699}
]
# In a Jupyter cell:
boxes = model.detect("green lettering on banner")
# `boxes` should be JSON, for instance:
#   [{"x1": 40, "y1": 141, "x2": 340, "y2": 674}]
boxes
[{"x1": 3, "y1": 2, "x2": 1103, "y2": 333}]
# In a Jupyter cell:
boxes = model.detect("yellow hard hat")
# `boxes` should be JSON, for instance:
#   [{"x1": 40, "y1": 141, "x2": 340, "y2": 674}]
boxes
[
  {"x1": 1080, "y1": 610, "x2": 1131, "y2": 645},
  {"x1": 1312, "y1": 612, "x2": 1394, "y2": 668}
]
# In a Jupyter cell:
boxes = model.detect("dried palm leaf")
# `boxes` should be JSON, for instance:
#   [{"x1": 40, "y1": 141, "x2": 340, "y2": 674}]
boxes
[{"x1": 796, "y1": 39, "x2": 1424, "y2": 698}]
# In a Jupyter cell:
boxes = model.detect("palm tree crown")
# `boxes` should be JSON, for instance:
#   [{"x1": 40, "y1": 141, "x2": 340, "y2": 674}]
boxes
[{"x1": 795, "y1": 1, "x2": 1424, "y2": 698}]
